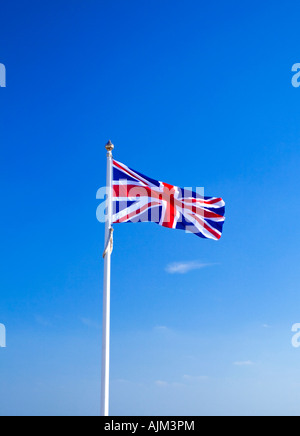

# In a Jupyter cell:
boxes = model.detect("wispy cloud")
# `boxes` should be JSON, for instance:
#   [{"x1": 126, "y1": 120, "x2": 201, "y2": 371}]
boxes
[
  {"x1": 80, "y1": 317, "x2": 101, "y2": 330},
  {"x1": 233, "y1": 361, "x2": 255, "y2": 366},
  {"x1": 113, "y1": 378, "x2": 131, "y2": 384},
  {"x1": 155, "y1": 380, "x2": 186, "y2": 388},
  {"x1": 155, "y1": 375, "x2": 208, "y2": 388},
  {"x1": 183, "y1": 374, "x2": 209, "y2": 382},
  {"x1": 35, "y1": 315, "x2": 52, "y2": 327},
  {"x1": 165, "y1": 261, "x2": 215, "y2": 274},
  {"x1": 153, "y1": 325, "x2": 171, "y2": 332},
  {"x1": 155, "y1": 380, "x2": 168, "y2": 387}
]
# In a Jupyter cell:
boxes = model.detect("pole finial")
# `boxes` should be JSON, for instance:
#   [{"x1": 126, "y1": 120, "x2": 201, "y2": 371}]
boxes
[{"x1": 105, "y1": 140, "x2": 114, "y2": 152}]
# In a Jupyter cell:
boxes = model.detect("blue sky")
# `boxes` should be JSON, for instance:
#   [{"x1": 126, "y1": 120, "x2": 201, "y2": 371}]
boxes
[{"x1": 1, "y1": 0, "x2": 300, "y2": 416}]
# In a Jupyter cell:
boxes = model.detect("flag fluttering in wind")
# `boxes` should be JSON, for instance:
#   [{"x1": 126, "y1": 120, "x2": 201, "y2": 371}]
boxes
[
  {"x1": 100, "y1": 141, "x2": 226, "y2": 417},
  {"x1": 112, "y1": 160, "x2": 225, "y2": 240}
]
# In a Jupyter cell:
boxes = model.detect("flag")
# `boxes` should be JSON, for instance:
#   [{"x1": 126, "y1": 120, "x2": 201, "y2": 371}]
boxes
[{"x1": 112, "y1": 160, "x2": 225, "y2": 240}]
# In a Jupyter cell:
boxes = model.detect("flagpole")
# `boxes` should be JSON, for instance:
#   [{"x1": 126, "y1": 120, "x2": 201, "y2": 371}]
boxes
[{"x1": 101, "y1": 140, "x2": 114, "y2": 416}]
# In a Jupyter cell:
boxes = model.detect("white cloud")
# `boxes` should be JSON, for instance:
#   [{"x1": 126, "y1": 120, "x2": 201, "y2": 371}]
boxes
[
  {"x1": 154, "y1": 325, "x2": 169, "y2": 331},
  {"x1": 80, "y1": 317, "x2": 101, "y2": 329},
  {"x1": 113, "y1": 378, "x2": 131, "y2": 384},
  {"x1": 35, "y1": 315, "x2": 51, "y2": 327},
  {"x1": 165, "y1": 261, "x2": 214, "y2": 274},
  {"x1": 233, "y1": 361, "x2": 255, "y2": 366},
  {"x1": 155, "y1": 380, "x2": 186, "y2": 388},
  {"x1": 155, "y1": 380, "x2": 168, "y2": 387},
  {"x1": 183, "y1": 375, "x2": 209, "y2": 382},
  {"x1": 153, "y1": 325, "x2": 172, "y2": 334}
]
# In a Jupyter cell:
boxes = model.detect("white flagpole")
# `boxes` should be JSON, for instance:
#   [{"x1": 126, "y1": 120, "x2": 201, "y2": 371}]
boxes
[{"x1": 101, "y1": 140, "x2": 114, "y2": 416}]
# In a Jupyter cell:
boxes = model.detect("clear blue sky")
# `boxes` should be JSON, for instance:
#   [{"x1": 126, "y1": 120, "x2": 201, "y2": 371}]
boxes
[{"x1": 1, "y1": 0, "x2": 300, "y2": 416}]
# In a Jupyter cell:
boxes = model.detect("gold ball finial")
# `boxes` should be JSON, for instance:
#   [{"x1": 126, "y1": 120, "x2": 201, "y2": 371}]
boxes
[{"x1": 105, "y1": 140, "x2": 114, "y2": 152}]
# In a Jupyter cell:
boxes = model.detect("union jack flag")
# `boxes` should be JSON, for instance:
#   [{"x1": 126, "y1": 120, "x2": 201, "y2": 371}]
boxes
[{"x1": 112, "y1": 160, "x2": 225, "y2": 240}]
